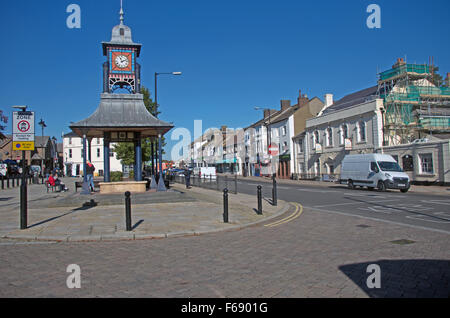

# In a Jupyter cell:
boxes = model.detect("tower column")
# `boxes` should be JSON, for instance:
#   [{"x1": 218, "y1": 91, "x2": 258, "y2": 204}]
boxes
[
  {"x1": 134, "y1": 132, "x2": 142, "y2": 181},
  {"x1": 103, "y1": 132, "x2": 111, "y2": 182}
]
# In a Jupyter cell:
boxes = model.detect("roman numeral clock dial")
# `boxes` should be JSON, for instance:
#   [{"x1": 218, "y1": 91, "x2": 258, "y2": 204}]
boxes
[{"x1": 115, "y1": 55, "x2": 129, "y2": 68}]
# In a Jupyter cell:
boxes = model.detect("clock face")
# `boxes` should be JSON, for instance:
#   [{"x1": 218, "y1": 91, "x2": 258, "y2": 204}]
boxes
[{"x1": 115, "y1": 55, "x2": 129, "y2": 68}]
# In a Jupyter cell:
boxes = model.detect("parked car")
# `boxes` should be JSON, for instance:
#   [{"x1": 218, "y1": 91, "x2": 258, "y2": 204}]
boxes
[{"x1": 340, "y1": 154, "x2": 410, "y2": 193}]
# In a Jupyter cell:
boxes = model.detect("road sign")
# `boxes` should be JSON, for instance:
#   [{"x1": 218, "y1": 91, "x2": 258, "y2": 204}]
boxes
[
  {"x1": 269, "y1": 144, "x2": 279, "y2": 156},
  {"x1": 13, "y1": 111, "x2": 35, "y2": 151}
]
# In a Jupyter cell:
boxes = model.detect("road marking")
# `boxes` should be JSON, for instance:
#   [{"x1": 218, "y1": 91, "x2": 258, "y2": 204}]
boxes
[
  {"x1": 421, "y1": 200, "x2": 450, "y2": 206},
  {"x1": 313, "y1": 199, "x2": 398, "y2": 208},
  {"x1": 297, "y1": 188, "x2": 338, "y2": 193},
  {"x1": 264, "y1": 203, "x2": 303, "y2": 228}
]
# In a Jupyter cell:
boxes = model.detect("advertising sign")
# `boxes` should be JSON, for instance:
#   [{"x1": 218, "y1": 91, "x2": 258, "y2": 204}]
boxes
[{"x1": 12, "y1": 111, "x2": 35, "y2": 151}]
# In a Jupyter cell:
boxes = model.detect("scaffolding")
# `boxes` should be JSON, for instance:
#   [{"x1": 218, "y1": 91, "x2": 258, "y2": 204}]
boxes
[{"x1": 377, "y1": 58, "x2": 450, "y2": 145}]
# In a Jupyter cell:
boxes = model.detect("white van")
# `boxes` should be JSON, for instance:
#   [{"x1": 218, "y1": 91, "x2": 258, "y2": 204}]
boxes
[{"x1": 340, "y1": 154, "x2": 410, "y2": 193}]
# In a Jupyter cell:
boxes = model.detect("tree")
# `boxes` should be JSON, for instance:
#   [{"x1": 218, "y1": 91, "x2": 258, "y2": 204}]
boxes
[
  {"x1": 112, "y1": 86, "x2": 166, "y2": 167},
  {"x1": 0, "y1": 110, "x2": 8, "y2": 137}
]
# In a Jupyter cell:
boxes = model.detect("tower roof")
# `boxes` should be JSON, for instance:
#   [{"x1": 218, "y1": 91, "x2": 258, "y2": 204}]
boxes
[{"x1": 101, "y1": 2, "x2": 142, "y2": 56}]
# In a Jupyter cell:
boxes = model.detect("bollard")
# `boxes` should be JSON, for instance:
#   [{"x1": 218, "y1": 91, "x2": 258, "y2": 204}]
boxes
[
  {"x1": 257, "y1": 185, "x2": 263, "y2": 215},
  {"x1": 125, "y1": 191, "x2": 132, "y2": 231},
  {"x1": 223, "y1": 188, "x2": 229, "y2": 223},
  {"x1": 7, "y1": 177, "x2": 9, "y2": 188},
  {"x1": 20, "y1": 182, "x2": 27, "y2": 229},
  {"x1": 1, "y1": 176, "x2": 3, "y2": 190},
  {"x1": 225, "y1": 175, "x2": 228, "y2": 190},
  {"x1": 217, "y1": 175, "x2": 220, "y2": 192},
  {"x1": 272, "y1": 175, "x2": 277, "y2": 206},
  {"x1": 234, "y1": 175, "x2": 238, "y2": 195}
]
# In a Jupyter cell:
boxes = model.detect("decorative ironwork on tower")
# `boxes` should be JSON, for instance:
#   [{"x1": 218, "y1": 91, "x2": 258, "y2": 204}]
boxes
[{"x1": 101, "y1": 2, "x2": 142, "y2": 94}]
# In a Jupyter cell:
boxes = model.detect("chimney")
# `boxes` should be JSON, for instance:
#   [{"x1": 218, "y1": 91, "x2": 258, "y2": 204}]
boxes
[
  {"x1": 297, "y1": 89, "x2": 309, "y2": 107},
  {"x1": 393, "y1": 57, "x2": 406, "y2": 69},
  {"x1": 263, "y1": 109, "x2": 270, "y2": 118},
  {"x1": 324, "y1": 94, "x2": 334, "y2": 108},
  {"x1": 280, "y1": 100, "x2": 291, "y2": 111}
]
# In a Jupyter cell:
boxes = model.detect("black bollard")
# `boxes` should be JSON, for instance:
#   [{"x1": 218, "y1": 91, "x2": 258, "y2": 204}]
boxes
[
  {"x1": 234, "y1": 175, "x2": 238, "y2": 195},
  {"x1": 257, "y1": 185, "x2": 263, "y2": 215},
  {"x1": 216, "y1": 175, "x2": 220, "y2": 192},
  {"x1": 125, "y1": 191, "x2": 132, "y2": 231},
  {"x1": 272, "y1": 174, "x2": 277, "y2": 206},
  {"x1": 1, "y1": 176, "x2": 3, "y2": 190},
  {"x1": 20, "y1": 182, "x2": 27, "y2": 229},
  {"x1": 223, "y1": 188, "x2": 229, "y2": 223},
  {"x1": 7, "y1": 177, "x2": 9, "y2": 188}
]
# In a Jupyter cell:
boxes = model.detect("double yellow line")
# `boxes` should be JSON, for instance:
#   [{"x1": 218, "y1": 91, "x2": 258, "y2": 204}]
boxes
[{"x1": 264, "y1": 203, "x2": 303, "y2": 228}]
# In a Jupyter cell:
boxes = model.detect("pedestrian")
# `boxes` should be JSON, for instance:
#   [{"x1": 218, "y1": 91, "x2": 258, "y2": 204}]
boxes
[
  {"x1": 86, "y1": 160, "x2": 96, "y2": 192},
  {"x1": 185, "y1": 168, "x2": 191, "y2": 189}
]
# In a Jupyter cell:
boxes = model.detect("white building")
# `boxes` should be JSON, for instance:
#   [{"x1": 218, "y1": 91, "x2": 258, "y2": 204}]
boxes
[{"x1": 62, "y1": 132, "x2": 123, "y2": 177}]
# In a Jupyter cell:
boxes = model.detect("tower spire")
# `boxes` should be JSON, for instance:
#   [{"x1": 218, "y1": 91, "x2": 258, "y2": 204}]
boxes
[{"x1": 119, "y1": 0, "x2": 124, "y2": 25}]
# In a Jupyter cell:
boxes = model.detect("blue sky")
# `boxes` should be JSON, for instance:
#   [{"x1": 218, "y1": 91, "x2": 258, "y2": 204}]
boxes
[{"x1": 1, "y1": 0, "x2": 449, "y2": 159}]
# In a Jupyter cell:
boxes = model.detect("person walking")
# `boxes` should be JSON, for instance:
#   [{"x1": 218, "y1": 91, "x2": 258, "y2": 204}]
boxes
[
  {"x1": 86, "y1": 160, "x2": 96, "y2": 192},
  {"x1": 185, "y1": 168, "x2": 191, "y2": 189}
]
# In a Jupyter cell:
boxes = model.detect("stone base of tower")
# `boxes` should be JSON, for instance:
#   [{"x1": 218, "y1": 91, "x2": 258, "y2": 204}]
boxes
[{"x1": 99, "y1": 181, "x2": 147, "y2": 194}]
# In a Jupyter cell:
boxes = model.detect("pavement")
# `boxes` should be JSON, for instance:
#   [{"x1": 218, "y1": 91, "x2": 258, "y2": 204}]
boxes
[
  {"x1": 0, "y1": 178, "x2": 290, "y2": 242},
  {"x1": 0, "y1": 177, "x2": 449, "y2": 298}
]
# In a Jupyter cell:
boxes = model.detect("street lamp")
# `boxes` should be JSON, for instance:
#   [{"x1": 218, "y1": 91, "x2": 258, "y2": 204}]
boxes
[
  {"x1": 153, "y1": 71, "x2": 182, "y2": 189},
  {"x1": 38, "y1": 119, "x2": 47, "y2": 175},
  {"x1": 154, "y1": 71, "x2": 182, "y2": 109}
]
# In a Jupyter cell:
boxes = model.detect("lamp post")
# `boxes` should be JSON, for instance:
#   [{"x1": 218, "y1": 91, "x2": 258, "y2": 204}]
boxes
[
  {"x1": 12, "y1": 105, "x2": 28, "y2": 229},
  {"x1": 154, "y1": 71, "x2": 182, "y2": 188},
  {"x1": 38, "y1": 119, "x2": 46, "y2": 176}
]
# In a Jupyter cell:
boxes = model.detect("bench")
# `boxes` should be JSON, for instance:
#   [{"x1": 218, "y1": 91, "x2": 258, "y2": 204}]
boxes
[
  {"x1": 45, "y1": 180, "x2": 57, "y2": 193},
  {"x1": 75, "y1": 180, "x2": 100, "y2": 192}
]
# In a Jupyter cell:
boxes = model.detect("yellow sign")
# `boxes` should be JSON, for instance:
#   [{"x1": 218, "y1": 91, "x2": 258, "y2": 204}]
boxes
[{"x1": 13, "y1": 141, "x2": 35, "y2": 151}]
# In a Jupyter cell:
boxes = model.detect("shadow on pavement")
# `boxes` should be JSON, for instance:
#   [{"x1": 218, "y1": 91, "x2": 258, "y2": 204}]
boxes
[
  {"x1": 28, "y1": 200, "x2": 98, "y2": 229},
  {"x1": 339, "y1": 259, "x2": 450, "y2": 298}
]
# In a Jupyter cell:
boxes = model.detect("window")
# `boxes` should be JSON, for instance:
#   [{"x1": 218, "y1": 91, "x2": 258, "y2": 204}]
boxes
[
  {"x1": 314, "y1": 131, "x2": 320, "y2": 145},
  {"x1": 378, "y1": 161, "x2": 403, "y2": 172},
  {"x1": 297, "y1": 139, "x2": 303, "y2": 154},
  {"x1": 110, "y1": 152, "x2": 115, "y2": 158},
  {"x1": 282, "y1": 126, "x2": 287, "y2": 136},
  {"x1": 419, "y1": 153, "x2": 433, "y2": 174},
  {"x1": 326, "y1": 128, "x2": 333, "y2": 147},
  {"x1": 97, "y1": 148, "x2": 101, "y2": 158},
  {"x1": 402, "y1": 155, "x2": 414, "y2": 171},
  {"x1": 370, "y1": 162, "x2": 379, "y2": 172},
  {"x1": 340, "y1": 125, "x2": 348, "y2": 145},
  {"x1": 69, "y1": 138, "x2": 72, "y2": 145},
  {"x1": 283, "y1": 141, "x2": 288, "y2": 151},
  {"x1": 97, "y1": 138, "x2": 101, "y2": 144},
  {"x1": 69, "y1": 149, "x2": 72, "y2": 159},
  {"x1": 358, "y1": 121, "x2": 366, "y2": 142}
]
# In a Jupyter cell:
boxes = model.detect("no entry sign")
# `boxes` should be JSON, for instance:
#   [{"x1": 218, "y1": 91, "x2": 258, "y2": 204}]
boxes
[
  {"x1": 269, "y1": 144, "x2": 279, "y2": 156},
  {"x1": 13, "y1": 111, "x2": 35, "y2": 151}
]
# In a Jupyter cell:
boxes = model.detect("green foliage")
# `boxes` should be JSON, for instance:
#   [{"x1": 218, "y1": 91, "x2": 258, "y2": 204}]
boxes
[
  {"x1": 0, "y1": 110, "x2": 8, "y2": 132},
  {"x1": 111, "y1": 171, "x2": 123, "y2": 182},
  {"x1": 113, "y1": 85, "x2": 167, "y2": 165}
]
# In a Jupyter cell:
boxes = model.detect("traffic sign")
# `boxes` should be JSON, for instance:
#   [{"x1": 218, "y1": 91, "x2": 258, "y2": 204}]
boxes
[
  {"x1": 13, "y1": 111, "x2": 35, "y2": 151},
  {"x1": 269, "y1": 144, "x2": 279, "y2": 156}
]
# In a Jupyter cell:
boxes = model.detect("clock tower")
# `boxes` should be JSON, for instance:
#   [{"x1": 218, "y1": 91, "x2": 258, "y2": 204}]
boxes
[{"x1": 101, "y1": 4, "x2": 142, "y2": 93}]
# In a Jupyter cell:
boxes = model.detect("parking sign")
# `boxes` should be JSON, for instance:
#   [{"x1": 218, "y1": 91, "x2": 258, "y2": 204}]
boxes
[{"x1": 13, "y1": 111, "x2": 35, "y2": 151}]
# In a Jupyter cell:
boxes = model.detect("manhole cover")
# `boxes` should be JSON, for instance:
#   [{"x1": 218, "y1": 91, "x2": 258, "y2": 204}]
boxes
[{"x1": 390, "y1": 239, "x2": 416, "y2": 245}]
